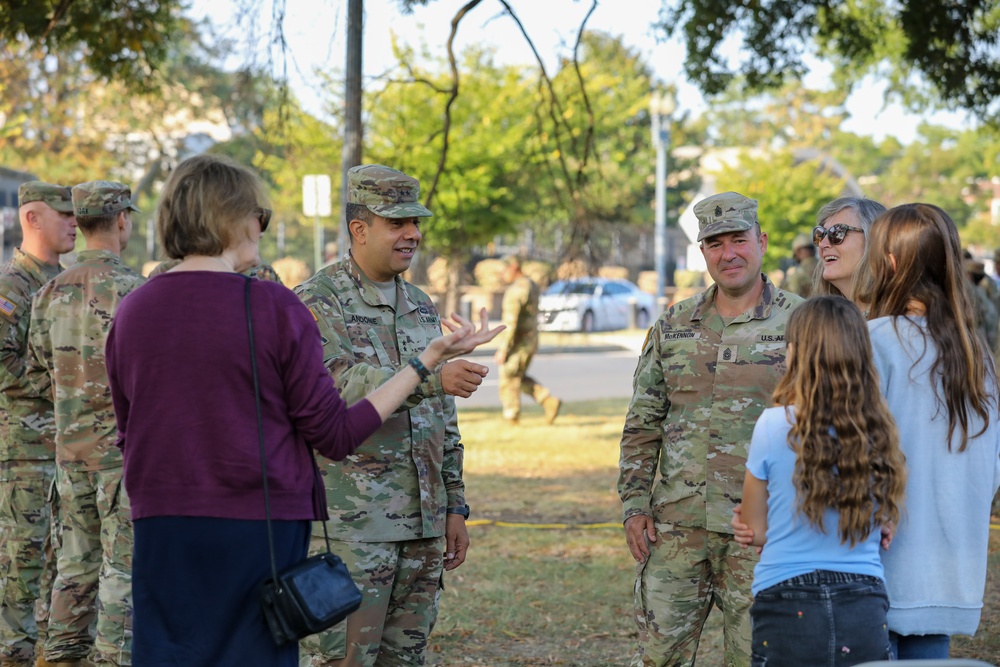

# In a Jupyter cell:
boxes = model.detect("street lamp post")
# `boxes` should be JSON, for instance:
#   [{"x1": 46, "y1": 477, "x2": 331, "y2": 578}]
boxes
[{"x1": 650, "y1": 90, "x2": 676, "y2": 302}]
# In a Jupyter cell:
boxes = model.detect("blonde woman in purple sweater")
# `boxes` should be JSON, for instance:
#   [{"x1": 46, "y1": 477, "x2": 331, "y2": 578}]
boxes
[{"x1": 105, "y1": 154, "x2": 501, "y2": 667}]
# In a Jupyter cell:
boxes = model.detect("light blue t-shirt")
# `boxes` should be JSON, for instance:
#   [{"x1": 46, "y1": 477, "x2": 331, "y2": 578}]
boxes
[{"x1": 747, "y1": 405, "x2": 884, "y2": 596}]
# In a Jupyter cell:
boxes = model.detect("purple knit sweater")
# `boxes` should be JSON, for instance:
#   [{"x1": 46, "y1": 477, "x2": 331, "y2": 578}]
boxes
[{"x1": 105, "y1": 272, "x2": 382, "y2": 521}]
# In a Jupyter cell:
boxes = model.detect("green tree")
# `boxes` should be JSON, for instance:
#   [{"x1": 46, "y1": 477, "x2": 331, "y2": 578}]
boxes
[
  {"x1": 0, "y1": 0, "x2": 185, "y2": 87},
  {"x1": 658, "y1": 0, "x2": 1000, "y2": 124},
  {"x1": 363, "y1": 44, "x2": 537, "y2": 310}
]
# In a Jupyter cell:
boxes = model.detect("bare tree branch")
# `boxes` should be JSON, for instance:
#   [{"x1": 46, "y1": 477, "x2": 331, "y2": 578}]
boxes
[
  {"x1": 423, "y1": 0, "x2": 484, "y2": 209},
  {"x1": 41, "y1": 0, "x2": 76, "y2": 42},
  {"x1": 497, "y1": 0, "x2": 576, "y2": 202},
  {"x1": 570, "y1": 1, "x2": 598, "y2": 192}
]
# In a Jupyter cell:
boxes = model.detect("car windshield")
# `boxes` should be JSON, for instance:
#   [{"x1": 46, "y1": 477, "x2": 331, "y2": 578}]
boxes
[{"x1": 547, "y1": 282, "x2": 597, "y2": 296}]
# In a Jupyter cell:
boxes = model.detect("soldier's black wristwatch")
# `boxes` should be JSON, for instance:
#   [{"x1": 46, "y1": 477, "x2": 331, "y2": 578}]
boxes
[{"x1": 447, "y1": 504, "x2": 471, "y2": 519}]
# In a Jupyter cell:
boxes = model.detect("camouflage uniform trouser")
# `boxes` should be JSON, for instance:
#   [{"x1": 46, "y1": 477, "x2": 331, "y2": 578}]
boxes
[
  {"x1": 499, "y1": 349, "x2": 550, "y2": 421},
  {"x1": 300, "y1": 535, "x2": 445, "y2": 667},
  {"x1": 44, "y1": 467, "x2": 132, "y2": 665},
  {"x1": 0, "y1": 459, "x2": 56, "y2": 663},
  {"x1": 631, "y1": 524, "x2": 756, "y2": 667}
]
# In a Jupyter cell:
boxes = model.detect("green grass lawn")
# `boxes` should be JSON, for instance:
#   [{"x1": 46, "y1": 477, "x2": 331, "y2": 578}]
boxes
[
  {"x1": 426, "y1": 399, "x2": 723, "y2": 666},
  {"x1": 426, "y1": 399, "x2": 1000, "y2": 667}
]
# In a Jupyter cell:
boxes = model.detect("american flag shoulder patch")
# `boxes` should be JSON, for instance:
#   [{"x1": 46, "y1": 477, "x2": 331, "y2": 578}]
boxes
[{"x1": 0, "y1": 294, "x2": 16, "y2": 318}]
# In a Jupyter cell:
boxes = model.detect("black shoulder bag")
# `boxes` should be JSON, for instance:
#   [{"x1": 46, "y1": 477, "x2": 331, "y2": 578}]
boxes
[{"x1": 245, "y1": 278, "x2": 362, "y2": 646}]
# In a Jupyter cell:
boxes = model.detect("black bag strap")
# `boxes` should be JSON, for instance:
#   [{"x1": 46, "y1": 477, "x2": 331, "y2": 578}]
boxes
[{"x1": 245, "y1": 278, "x2": 333, "y2": 589}]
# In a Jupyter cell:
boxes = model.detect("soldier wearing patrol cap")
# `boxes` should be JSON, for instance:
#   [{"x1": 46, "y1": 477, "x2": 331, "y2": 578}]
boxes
[
  {"x1": 295, "y1": 165, "x2": 488, "y2": 667},
  {"x1": 779, "y1": 232, "x2": 818, "y2": 298},
  {"x1": 28, "y1": 181, "x2": 144, "y2": 666},
  {"x1": 0, "y1": 182, "x2": 77, "y2": 666},
  {"x1": 618, "y1": 191, "x2": 803, "y2": 667}
]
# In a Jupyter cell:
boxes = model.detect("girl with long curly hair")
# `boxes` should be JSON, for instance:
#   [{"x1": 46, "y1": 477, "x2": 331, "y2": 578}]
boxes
[
  {"x1": 865, "y1": 203, "x2": 1000, "y2": 660},
  {"x1": 734, "y1": 295, "x2": 906, "y2": 667}
]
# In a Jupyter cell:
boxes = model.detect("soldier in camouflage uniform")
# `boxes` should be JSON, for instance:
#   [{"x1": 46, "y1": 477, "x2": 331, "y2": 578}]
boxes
[
  {"x1": 147, "y1": 258, "x2": 283, "y2": 283},
  {"x1": 964, "y1": 258, "x2": 999, "y2": 353},
  {"x1": 618, "y1": 192, "x2": 803, "y2": 667},
  {"x1": 295, "y1": 165, "x2": 488, "y2": 667},
  {"x1": 0, "y1": 182, "x2": 77, "y2": 667},
  {"x1": 494, "y1": 256, "x2": 560, "y2": 424},
  {"x1": 28, "y1": 182, "x2": 145, "y2": 667},
  {"x1": 778, "y1": 234, "x2": 818, "y2": 298}
]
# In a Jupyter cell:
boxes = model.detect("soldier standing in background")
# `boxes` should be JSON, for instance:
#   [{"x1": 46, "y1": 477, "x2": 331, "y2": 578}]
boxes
[
  {"x1": 494, "y1": 256, "x2": 561, "y2": 425},
  {"x1": 618, "y1": 192, "x2": 802, "y2": 667},
  {"x1": 295, "y1": 165, "x2": 495, "y2": 667},
  {"x1": 778, "y1": 233, "x2": 818, "y2": 298},
  {"x1": 0, "y1": 182, "x2": 77, "y2": 667},
  {"x1": 964, "y1": 256, "x2": 999, "y2": 353},
  {"x1": 28, "y1": 182, "x2": 144, "y2": 667}
]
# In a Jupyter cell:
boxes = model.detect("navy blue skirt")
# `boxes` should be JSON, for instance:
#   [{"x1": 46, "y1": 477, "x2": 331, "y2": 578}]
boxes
[{"x1": 132, "y1": 516, "x2": 309, "y2": 667}]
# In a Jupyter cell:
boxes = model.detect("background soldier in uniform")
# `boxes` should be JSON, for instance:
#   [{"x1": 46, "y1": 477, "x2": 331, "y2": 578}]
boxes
[
  {"x1": 778, "y1": 233, "x2": 818, "y2": 298},
  {"x1": 495, "y1": 255, "x2": 560, "y2": 424},
  {"x1": 295, "y1": 165, "x2": 493, "y2": 667},
  {"x1": 28, "y1": 182, "x2": 144, "y2": 667},
  {"x1": 618, "y1": 192, "x2": 803, "y2": 667},
  {"x1": 0, "y1": 182, "x2": 76, "y2": 667}
]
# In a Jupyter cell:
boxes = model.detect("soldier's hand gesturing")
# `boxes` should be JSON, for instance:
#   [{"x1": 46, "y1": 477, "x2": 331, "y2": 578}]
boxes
[
  {"x1": 442, "y1": 360, "x2": 489, "y2": 398},
  {"x1": 624, "y1": 514, "x2": 657, "y2": 563}
]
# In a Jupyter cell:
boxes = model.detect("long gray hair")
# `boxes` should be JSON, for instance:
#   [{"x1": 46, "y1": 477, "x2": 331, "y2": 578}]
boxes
[{"x1": 811, "y1": 197, "x2": 887, "y2": 302}]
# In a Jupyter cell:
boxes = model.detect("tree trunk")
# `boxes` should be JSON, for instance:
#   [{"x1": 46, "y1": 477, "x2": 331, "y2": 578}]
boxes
[{"x1": 339, "y1": 0, "x2": 363, "y2": 248}]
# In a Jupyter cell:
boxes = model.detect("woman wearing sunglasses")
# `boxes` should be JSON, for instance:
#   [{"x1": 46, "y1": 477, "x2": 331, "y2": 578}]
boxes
[{"x1": 811, "y1": 197, "x2": 887, "y2": 306}]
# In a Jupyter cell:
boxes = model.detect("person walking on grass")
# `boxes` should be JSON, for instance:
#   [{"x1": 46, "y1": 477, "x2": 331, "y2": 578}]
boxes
[
  {"x1": 495, "y1": 255, "x2": 561, "y2": 425},
  {"x1": 732, "y1": 295, "x2": 906, "y2": 667}
]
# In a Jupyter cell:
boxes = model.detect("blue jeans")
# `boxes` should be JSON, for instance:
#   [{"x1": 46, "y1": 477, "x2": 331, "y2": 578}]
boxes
[
  {"x1": 890, "y1": 631, "x2": 950, "y2": 660},
  {"x1": 750, "y1": 570, "x2": 891, "y2": 667}
]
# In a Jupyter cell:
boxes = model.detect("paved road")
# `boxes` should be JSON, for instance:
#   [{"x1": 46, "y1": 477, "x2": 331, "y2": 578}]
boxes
[{"x1": 455, "y1": 349, "x2": 640, "y2": 408}]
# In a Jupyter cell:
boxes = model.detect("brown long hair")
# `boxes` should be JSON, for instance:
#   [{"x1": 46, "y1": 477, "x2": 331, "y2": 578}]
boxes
[
  {"x1": 866, "y1": 203, "x2": 995, "y2": 451},
  {"x1": 773, "y1": 296, "x2": 906, "y2": 545}
]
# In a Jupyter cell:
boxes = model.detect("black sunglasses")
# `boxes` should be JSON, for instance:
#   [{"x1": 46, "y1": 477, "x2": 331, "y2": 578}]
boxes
[
  {"x1": 813, "y1": 223, "x2": 863, "y2": 246},
  {"x1": 255, "y1": 207, "x2": 272, "y2": 233}
]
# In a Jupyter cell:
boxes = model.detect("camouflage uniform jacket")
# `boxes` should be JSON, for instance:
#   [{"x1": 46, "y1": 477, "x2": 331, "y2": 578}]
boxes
[
  {"x1": 294, "y1": 253, "x2": 465, "y2": 542},
  {"x1": 618, "y1": 275, "x2": 802, "y2": 534},
  {"x1": 0, "y1": 248, "x2": 62, "y2": 462},
  {"x1": 498, "y1": 275, "x2": 540, "y2": 358},
  {"x1": 28, "y1": 250, "x2": 146, "y2": 470},
  {"x1": 780, "y1": 255, "x2": 818, "y2": 298}
]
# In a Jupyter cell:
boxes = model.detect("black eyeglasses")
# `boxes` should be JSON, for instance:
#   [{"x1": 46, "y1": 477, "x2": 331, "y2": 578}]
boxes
[
  {"x1": 813, "y1": 223, "x2": 863, "y2": 246},
  {"x1": 254, "y1": 207, "x2": 272, "y2": 233}
]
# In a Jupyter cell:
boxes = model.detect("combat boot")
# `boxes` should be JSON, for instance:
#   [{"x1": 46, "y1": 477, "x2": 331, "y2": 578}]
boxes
[{"x1": 542, "y1": 396, "x2": 562, "y2": 425}]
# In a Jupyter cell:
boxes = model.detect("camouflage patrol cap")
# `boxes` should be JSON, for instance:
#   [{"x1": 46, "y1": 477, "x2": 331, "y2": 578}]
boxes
[
  {"x1": 72, "y1": 180, "x2": 141, "y2": 216},
  {"x1": 694, "y1": 191, "x2": 758, "y2": 242},
  {"x1": 348, "y1": 164, "x2": 432, "y2": 218},
  {"x1": 17, "y1": 181, "x2": 74, "y2": 213},
  {"x1": 792, "y1": 233, "x2": 812, "y2": 251}
]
